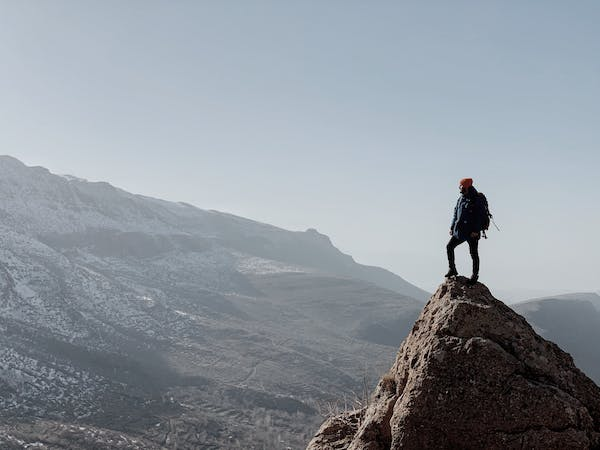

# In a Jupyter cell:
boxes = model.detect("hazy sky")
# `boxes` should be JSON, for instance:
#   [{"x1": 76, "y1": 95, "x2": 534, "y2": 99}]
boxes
[{"x1": 1, "y1": 1, "x2": 598, "y2": 298}]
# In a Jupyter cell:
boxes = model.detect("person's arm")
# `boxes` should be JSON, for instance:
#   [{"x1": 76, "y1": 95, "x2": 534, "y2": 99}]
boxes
[{"x1": 450, "y1": 199, "x2": 459, "y2": 234}]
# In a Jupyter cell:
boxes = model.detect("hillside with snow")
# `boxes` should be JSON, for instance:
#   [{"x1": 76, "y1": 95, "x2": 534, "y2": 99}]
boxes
[{"x1": 0, "y1": 156, "x2": 425, "y2": 448}]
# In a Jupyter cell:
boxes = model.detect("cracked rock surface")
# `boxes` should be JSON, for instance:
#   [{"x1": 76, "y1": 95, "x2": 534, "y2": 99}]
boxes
[{"x1": 307, "y1": 277, "x2": 600, "y2": 450}]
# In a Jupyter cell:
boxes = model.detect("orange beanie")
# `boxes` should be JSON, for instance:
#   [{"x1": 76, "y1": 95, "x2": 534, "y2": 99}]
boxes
[{"x1": 459, "y1": 178, "x2": 473, "y2": 188}]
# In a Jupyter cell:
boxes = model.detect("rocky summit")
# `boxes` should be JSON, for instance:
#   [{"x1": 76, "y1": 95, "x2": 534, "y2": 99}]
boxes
[{"x1": 308, "y1": 276, "x2": 600, "y2": 450}]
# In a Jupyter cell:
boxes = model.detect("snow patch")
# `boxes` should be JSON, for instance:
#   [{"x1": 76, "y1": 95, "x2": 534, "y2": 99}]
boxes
[
  {"x1": 235, "y1": 255, "x2": 310, "y2": 275},
  {"x1": 14, "y1": 282, "x2": 36, "y2": 299}
]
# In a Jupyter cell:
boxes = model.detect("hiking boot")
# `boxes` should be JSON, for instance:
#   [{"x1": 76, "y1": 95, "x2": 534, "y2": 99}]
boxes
[
  {"x1": 467, "y1": 274, "x2": 479, "y2": 286},
  {"x1": 445, "y1": 268, "x2": 458, "y2": 278}
]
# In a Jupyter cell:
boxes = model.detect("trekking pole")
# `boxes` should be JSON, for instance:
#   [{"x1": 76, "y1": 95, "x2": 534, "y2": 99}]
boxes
[{"x1": 490, "y1": 216, "x2": 500, "y2": 232}]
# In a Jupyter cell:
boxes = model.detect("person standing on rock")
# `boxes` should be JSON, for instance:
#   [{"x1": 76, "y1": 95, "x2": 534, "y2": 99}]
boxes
[{"x1": 445, "y1": 178, "x2": 485, "y2": 285}]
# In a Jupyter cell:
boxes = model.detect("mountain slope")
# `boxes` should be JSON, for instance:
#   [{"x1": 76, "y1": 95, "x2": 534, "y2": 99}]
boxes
[
  {"x1": 0, "y1": 155, "x2": 425, "y2": 448},
  {"x1": 0, "y1": 155, "x2": 428, "y2": 300},
  {"x1": 512, "y1": 293, "x2": 600, "y2": 385}
]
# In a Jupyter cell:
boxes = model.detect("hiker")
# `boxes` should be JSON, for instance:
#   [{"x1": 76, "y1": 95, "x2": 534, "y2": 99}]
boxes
[{"x1": 445, "y1": 178, "x2": 485, "y2": 285}]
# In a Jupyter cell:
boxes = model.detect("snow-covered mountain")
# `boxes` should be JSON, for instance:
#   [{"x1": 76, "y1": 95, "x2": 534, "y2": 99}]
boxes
[
  {"x1": 0, "y1": 155, "x2": 425, "y2": 448},
  {"x1": 0, "y1": 155, "x2": 428, "y2": 300}
]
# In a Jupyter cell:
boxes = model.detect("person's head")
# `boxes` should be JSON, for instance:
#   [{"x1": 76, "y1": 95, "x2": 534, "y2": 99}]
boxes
[{"x1": 459, "y1": 178, "x2": 473, "y2": 194}]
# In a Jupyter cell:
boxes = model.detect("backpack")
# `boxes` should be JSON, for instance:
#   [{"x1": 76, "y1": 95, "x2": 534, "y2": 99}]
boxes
[{"x1": 477, "y1": 192, "x2": 492, "y2": 233}]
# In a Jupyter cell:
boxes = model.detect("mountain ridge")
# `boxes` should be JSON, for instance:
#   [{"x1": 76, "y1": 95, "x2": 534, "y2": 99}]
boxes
[
  {"x1": 0, "y1": 155, "x2": 429, "y2": 300},
  {"x1": 514, "y1": 292, "x2": 600, "y2": 310}
]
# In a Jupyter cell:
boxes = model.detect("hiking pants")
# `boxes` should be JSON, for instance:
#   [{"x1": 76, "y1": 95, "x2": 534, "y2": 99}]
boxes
[{"x1": 447, "y1": 235, "x2": 479, "y2": 276}]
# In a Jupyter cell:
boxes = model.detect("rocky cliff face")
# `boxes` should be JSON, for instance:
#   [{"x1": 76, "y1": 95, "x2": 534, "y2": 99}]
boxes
[{"x1": 308, "y1": 277, "x2": 600, "y2": 450}]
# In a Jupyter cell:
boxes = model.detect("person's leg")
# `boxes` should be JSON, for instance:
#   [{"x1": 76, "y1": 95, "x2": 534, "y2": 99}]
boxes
[
  {"x1": 467, "y1": 236, "x2": 480, "y2": 282},
  {"x1": 445, "y1": 236, "x2": 462, "y2": 276}
]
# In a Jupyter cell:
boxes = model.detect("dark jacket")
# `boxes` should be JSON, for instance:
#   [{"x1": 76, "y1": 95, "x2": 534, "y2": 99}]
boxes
[{"x1": 451, "y1": 186, "x2": 484, "y2": 240}]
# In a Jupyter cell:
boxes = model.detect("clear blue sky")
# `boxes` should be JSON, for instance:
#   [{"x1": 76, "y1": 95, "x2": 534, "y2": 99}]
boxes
[{"x1": 1, "y1": 1, "x2": 598, "y2": 298}]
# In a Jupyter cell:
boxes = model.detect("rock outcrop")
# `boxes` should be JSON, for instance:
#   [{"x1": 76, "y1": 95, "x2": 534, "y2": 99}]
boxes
[{"x1": 308, "y1": 277, "x2": 600, "y2": 449}]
